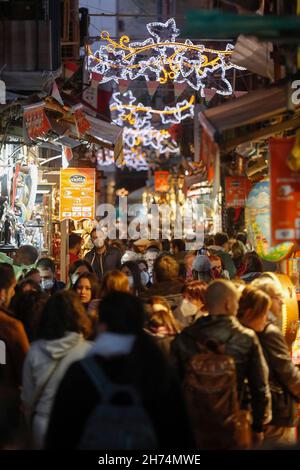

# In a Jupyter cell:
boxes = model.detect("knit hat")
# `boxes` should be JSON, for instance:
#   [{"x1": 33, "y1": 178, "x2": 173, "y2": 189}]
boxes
[{"x1": 192, "y1": 255, "x2": 212, "y2": 273}]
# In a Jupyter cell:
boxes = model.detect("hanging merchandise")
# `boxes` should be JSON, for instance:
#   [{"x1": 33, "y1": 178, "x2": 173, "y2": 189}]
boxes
[
  {"x1": 154, "y1": 171, "x2": 170, "y2": 192},
  {"x1": 72, "y1": 104, "x2": 91, "y2": 137},
  {"x1": 88, "y1": 18, "x2": 245, "y2": 93},
  {"x1": 51, "y1": 81, "x2": 64, "y2": 106},
  {"x1": 270, "y1": 136, "x2": 300, "y2": 245},
  {"x1": 23, "y1": 102, "x2": 51, "y2": 140},
  {"x1": 225, "y1": 176, "x2": 252, "y2": 208},
  {"x1": 62, "y1": 146, "x2": 73, "y2": 169}
]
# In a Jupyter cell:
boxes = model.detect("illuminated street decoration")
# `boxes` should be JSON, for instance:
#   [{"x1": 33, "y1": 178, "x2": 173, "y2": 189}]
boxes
[
  {"x1": 96, "y1": 147, "x2": 149, "y2": 171},
  {"x1": 88, "y1": 18, "x2": 245, "y2": 93},
  {"x1": 110, "y1": 91, "x2": 195, "y2": 127},
  {"x1": 123, "y1": 128, "x2": 179, "y2": 154}
]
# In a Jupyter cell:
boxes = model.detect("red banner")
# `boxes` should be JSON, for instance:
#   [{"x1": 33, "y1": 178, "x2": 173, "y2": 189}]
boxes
[
  {"x1": 225, "y1": 176, "x2": 251, "y2": 208},
  {"x1": 154, "y1": 171, "x2": 169, "y2": 193},
  {"x1": 72, "y1": 104, "x2": 91, "y2": 137},
  {"x1": 270, "y1": 136, "x2": 300, "y2": 244},
  {"x1": 23, "y1": 102, "x2": 51, "y2": 140}
]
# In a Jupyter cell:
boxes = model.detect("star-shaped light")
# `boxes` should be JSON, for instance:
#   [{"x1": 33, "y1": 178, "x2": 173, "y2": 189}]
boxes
[{"x1": 147, "y1": 18, "x2": 180, "y2": 43}]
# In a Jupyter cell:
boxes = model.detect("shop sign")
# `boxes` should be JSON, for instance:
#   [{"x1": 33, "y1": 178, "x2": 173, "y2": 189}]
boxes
[
  {"x1": 154, "y1": 171, "x2": 169, "y2": 192},
  {"x1": 270, "y1": 137, "x2": 300, "y2": 244},
  {"x1": 225, "y1": 176, "x2": 251, "y2": 208},
  {"x1": 59, "y1": 168, "x2": 95, "y2": 221}
]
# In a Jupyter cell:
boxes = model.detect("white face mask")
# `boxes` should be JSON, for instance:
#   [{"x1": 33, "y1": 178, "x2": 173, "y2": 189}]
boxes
[
  {"x1": 41, "y1": 279, "x2": 54, "y2": 291},
  {"x1": 140, "y1": 271, "x2": 150, "y2": 287},
  {"x1": 127, "y1": 275, "x2": 134, "y2": 288},
  {"x1": 71, "y1": 273, "x2": 80, "y2": 285},
  {"x1": 93, "y1": 238, "x2": 105, "y2": 249},
  {"x1": 181, "y1": 298, "x2": 198, "y2": 317}
]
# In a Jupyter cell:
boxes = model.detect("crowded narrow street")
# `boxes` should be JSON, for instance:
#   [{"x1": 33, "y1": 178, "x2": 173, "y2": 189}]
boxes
[{"x1": 1, "y1": 0, "x2": 300, "y2": 462}]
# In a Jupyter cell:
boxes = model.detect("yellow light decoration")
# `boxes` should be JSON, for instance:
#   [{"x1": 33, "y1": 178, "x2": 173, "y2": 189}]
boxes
[
  {"x1": 88, "y1": 18, "x2": 245, "y2": 92},
  {"x1": 111, "y1": 90, "x2": 195, "y2": 126}
]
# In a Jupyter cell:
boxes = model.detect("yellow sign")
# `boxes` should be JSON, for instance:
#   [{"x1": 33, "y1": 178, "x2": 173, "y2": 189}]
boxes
[{"x1": 59, "y1": 168, "x2": 95, "y2": 221}]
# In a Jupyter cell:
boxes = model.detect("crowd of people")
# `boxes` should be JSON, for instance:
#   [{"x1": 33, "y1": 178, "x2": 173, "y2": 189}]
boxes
[{"x1": 0, "y1": 230, "x2": 300, "y2": 450}]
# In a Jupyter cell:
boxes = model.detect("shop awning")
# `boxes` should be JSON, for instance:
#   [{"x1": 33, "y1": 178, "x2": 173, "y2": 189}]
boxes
[
  {"x1": 198, "y1": 83, "x2": 300, "y2": 152},
  {"x1": 85, "y1": 115, "x2": 123, "y2": 162}
]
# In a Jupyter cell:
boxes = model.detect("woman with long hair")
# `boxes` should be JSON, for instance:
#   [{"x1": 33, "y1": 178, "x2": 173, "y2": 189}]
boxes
[
  {"x1": 237, "y1": 285, "x2": 300, "y2": 447},
  {"x1": 121, "y1": 261, "x2": 144, "y2": 296},
  {"x1": 68, "y1": 259, "x2": 93, "y2": 289},
  {"x1": 22, "y1": 291, "x2": 92, "y2": 448},
  {"x1": 74, "y1": 272, "x2": 101, "y2": 337}
]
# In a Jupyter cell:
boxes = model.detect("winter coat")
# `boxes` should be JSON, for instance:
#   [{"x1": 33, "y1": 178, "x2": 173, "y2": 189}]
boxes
[
  {"x1": 45, "y1": 332, "x2": 195, "y2": 449},
  {"x1": 171, "y1": 314, "x2": 271, "y2": 432},
  {"x1": 22, "y1": 332, "x2": 92, "y2": 448},
  {"x1": 257, "y1": 322, "x2": 300, "y2": 427},
  {"x1": 0, "y1": 308, "x2": 29, "y2": 397},
  {"x1": 84, "y1": 247, "x2": 122, "y2": 281}
]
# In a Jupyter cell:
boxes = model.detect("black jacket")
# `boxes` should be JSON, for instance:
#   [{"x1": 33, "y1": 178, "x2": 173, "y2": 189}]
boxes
[
  {"x1": 171, "y1": 314, "x2": 271, "y2": 432},
  {"x1": 45, "y1": 334, "x2": 195, "y2": 449},
  {"x1": 257, "y1": 322, "x2": 300, "y2": 427},
  {"x1": 84, "y1": 247, "x2": 121, "y2": 281}
]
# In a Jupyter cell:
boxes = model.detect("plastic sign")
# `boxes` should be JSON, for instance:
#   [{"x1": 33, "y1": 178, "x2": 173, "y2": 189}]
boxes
[
  {"x1": 225, "y1": 176, "x2": 251, "y2": 208},
  {"x1": 270, "y1": 137, "x2": 300, "y2": 245},
  {"x1": 59, "y1": 168, "x2": 95, "y2": 221}
]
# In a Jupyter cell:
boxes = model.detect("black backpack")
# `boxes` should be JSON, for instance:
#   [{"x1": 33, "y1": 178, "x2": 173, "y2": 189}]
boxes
[{"x1": 78, "y1": 356, "x2": 158, "y2": 450}]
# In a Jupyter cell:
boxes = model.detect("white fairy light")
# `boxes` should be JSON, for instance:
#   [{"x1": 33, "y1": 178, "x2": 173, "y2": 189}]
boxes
[
  {"x1": 88, "y1": 18, "x2": 246, "y2": 93},
  {"x1": 110, "y1": 92, "x2": 195, "y2": 127},
  {"x1": 123, "y1": 127, "x2": 179, "y2": 153}
]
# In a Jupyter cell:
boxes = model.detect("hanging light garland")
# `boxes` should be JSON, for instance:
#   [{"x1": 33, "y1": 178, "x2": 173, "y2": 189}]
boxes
[
  {"x1": 123, "y1": 127, "x2": 179, "y2": 153},
  {"x1": 88, "y1": 18, "x2": 245, "y2": 93},
  {"x1": 110, "y1": 90, "x2": 195, "y2": 127}
]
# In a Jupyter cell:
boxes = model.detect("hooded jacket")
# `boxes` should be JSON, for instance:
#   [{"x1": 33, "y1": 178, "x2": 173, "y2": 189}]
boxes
[{"x1": 22, "y1": 332, "x2": 91, "y2": 447}]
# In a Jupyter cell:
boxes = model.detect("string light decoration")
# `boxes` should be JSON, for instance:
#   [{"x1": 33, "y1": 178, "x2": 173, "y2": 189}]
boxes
[
  {"x1": 96, "y1": 147, "x2": 149, "y2": 171},
  {"x1": 124, "y1": 127, "x2": 179, "y2": 153},
  {"x1": 88, "y1": 18, "x2": 245, "y2": 93},
  {"x1": 110, "y1": 91, "x2": 195, "y2": 127}
]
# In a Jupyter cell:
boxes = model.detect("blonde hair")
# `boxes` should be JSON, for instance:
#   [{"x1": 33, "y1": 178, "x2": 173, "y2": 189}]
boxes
[
  {"x1": 237, "y1": 285, "x2": 271, "y2": 325},
  {"x1": 101, "y1": 270, "x2": 130, "y2": 297},
  {"x1": 251, "y1": 276, "x2": 284, "y2": 300},
  {"x1": 145, "y1": 296, "x2": 181, "y2": 334}
]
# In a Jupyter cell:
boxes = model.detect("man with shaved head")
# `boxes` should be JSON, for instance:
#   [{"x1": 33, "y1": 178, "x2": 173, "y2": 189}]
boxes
[{"x1": 171, "y1": 279, "x2": 271, "y2": 446}]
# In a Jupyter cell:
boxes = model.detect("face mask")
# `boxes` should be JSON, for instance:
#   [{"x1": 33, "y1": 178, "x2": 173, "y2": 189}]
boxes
[
  {"x1": 127, "y1": 276, "x2": 134, "y2": 288},
  {"x1": 181, "y1": 298, "x2": 198, "y2": 317},
  {"x1": 71, "y1": 273, "x2": 80, "y2": 285},
  {"x1": 93, "y1": 238, "x2": 105, "y2": 249},
  {"x1": 140, "y1": 271, "x2": 150, "y2": 286},
  {"x1": 41, "y1": 279, "x2": 54, "y2": 291}
]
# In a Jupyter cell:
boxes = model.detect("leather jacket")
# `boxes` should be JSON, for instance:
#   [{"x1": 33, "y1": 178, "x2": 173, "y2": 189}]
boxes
[
  {"x1": 257, "y1": 322, "x2": 300, "y2": 426},
  {"x1": 171, "y1": 314, "x2": 271, "y2": 432}
]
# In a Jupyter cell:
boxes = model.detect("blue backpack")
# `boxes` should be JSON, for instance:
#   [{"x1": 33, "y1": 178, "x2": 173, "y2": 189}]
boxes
[{"x1": 78, "y1": 356, "x2": 158, "y2": 450}]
